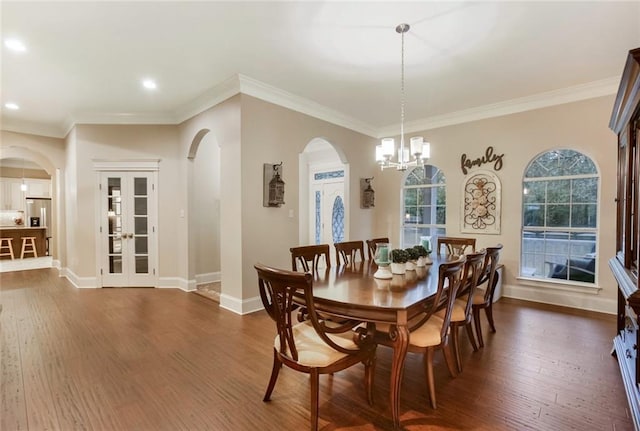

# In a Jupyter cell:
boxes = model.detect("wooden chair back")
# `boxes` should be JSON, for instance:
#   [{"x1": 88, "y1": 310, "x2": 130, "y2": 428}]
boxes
[
  {"x1": 459, "y1": 249, "x2": 487, "y2": 319},
  {"x1": 255, "y1": 263, "x2": 366, "y2": 361},
  {"x1": 437, "y1": 236, "x2": 476, "y2": 256},
  {"x1": 366, "y1": 237, "x2": 390, "y2": 261},
  {"x1": 478, "y1": 244, "x2": 503, "y2": 304},
  {"x1": 410, "y1": 255, "x2": 466, "y2": 336},
  {"x1": 334, "y1": 240, "x2": 365, "y2": 266},
  {"x1": 290, "y1": 244, "x2": 331, "y2": 272}
]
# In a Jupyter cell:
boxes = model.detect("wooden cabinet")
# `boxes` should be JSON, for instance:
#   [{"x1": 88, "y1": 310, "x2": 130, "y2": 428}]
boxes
[
  {"x1": 610, "y1": 46, "x2": 640, "y2": 430},
  {"x1": 0, "y1": 178, "x2": 25, "y2": 211}
]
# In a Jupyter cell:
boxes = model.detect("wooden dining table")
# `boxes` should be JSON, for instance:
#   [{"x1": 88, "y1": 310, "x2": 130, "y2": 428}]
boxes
[{"x1": 309, "y1": 256, "x2": 450, "y2": 429}]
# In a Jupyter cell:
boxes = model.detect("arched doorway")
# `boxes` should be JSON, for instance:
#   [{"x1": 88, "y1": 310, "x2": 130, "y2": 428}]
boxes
[
  {"x1": 187, "y1": 129, "x2": 222, "y2": 301},
  {"x1": 0, "y1": 152, "x2": 55, "y2": 271},
  {"x1": 298, "y1": 138, "x2": 349, "y2": 260}
]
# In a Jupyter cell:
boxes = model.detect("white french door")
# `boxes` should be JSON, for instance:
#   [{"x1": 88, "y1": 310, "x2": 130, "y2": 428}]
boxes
[{"x1": 98, "y1": 171, "x2": 157, "y2": 287}]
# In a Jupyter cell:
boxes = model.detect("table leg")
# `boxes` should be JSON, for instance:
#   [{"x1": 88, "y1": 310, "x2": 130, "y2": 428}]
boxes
[{"x1": 389, "y1": 323, "x2": 409, "y2": 429}]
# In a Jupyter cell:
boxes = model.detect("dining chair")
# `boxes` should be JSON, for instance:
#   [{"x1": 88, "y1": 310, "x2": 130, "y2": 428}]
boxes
[
  {"x1": 435, "y1": 249, "x2": 486, "y2": 373},
  {"x1": 436, "y1": 236, "x2": 476, "y2": 256},
  {"x1": 374, "y1": 255, "x2": 466, "y2": 409},
  {"x1": 334, "y1": 240, "x2": 365, "y2": 266},
  {"x1": 366, "y1": 237, "x2": 390, "y2": 261},
  {"x1": 254, "y1": 263, "x2": 376, "y2": 431},
  {"x1": 471, "y1": 244, "x2": 503, "y2": 347},
  {"x1": 290, "y1": 244, "x2": 331, "y2": 272}
]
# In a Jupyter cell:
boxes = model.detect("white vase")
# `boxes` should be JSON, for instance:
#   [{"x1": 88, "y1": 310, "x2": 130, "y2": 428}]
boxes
[
  {"x1": 391, "y1": 262, "x2": 406, "y2": 275},
  {"x1": 416, "y1": 256, "x2": 426, "y2": 267},
  {"x1": 406, "y1": 260, "x2": 416, "y2": 271}
]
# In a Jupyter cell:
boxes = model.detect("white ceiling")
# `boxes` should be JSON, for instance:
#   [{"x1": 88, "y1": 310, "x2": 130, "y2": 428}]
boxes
[{"x1": 2, "y1": 1, "x2": 640, "y2": 139}]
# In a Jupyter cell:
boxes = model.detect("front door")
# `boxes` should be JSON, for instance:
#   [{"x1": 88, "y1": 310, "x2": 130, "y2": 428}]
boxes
[{"x1": 99, "y1": 172, "x2": 157, "y2": 287}]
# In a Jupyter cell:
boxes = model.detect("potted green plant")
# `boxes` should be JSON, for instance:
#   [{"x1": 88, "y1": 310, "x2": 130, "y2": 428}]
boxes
[
  {"x1": 413, "y1": 244, "x2": 431, "y2": 267},
  {"x1": 404, "y1": 247, "x2": 420, "y2": 271},
  {"x1": 390, "y1": 248, "x2": 409, "y2": 274}
]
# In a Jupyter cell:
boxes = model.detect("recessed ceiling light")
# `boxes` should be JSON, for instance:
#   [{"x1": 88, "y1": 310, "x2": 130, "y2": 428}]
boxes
[
  {"x1": 4, "y1": 38, "x2": 26, "y2": 52},
  {"x1": 142, "y1": 79, "x2": 157, "y2": 90},
  {"x1": 4, "y1": 102, "x2": 19, "y2": 110}
]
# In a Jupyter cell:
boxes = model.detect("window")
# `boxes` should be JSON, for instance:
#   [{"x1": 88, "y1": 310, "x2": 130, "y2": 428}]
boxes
[
  {"x1": 521, "y1": 150, "x2": 598, "y2": 284},
  {"x1": 402, "y1": 165, "x2": 446, "y2": 248}
]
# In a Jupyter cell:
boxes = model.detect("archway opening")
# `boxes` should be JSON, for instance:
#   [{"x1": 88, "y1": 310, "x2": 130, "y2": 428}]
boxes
[{"x1": 187, "y1": 129, "x2": 222, "y2": 301}]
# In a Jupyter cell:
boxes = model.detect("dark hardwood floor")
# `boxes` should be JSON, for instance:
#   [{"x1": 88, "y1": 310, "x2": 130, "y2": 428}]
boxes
[{"x1": 0, "y1": 268, "x2": 633, "y2": 430}]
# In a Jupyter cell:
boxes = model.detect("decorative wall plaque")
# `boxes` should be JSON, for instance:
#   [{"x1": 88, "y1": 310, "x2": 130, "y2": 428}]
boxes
[
  {"x1": 360, "y1": 177, "x2": 375, "y2": 208},
  {"x1": 461, "y1": 169, "x2": 501, "y2": 234}
]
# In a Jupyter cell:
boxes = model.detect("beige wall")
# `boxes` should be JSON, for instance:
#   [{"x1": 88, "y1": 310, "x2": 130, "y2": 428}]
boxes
[
  {"x1": 239, "y1": 95, "x2": 377, "y2": 304},
  {"x1": 375, "y1": 95, "x2": 617, "y2": 312},
  {"x1": 70, "y1": 124, "x2": 181, "y2": 282},
  {"x1": 0, "y1": 93, "x2": 620, "y2": 313}
]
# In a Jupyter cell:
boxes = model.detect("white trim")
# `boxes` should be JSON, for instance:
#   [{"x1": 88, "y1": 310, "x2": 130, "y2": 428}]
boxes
[
  {"x1": 92, "y1": 159, "x2": 160, "y2": 172},
  {"x1": 382, "y1": 76, "x2": 620, "y2": 137},
  {"x1": 157, "y1": 276, "x2": 195, "y2": 291},
  {"x1": 502, "y1": 282, "x2": 615, "y2": 314},
  {"x1": 195, "y1": 271, "x2": 221, "y2": 285},
  {"x1": 219, "y1": 294, "x2": 264, "y2": 315},
  {"x1": 2, "y1": 75, "x2": 618, "y2": 140},
  {"x1": 60, "y1": 267, "x2": 98, "y2": 288},
  {"x1": 238, "y1": 74, "x2": 378, "y2": 138}
]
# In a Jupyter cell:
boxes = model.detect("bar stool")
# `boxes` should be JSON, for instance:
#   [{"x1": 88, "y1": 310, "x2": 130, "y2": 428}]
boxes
[
  {"x1": 0, "y1": 238, "x2": 15, "y2": 260},
  {"x1": 20, "y1": 237, "x2": 38, "y2": 259}
]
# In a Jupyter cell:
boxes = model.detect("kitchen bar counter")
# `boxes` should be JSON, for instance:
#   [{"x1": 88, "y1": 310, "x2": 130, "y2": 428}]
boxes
[{"x1": 0, "y1": 227, "x2": 46, "y2": 258}]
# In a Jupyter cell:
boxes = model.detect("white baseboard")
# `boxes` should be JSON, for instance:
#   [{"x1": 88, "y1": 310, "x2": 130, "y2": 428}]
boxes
[
  {"x1": 219, "y1": 294, "x2": 264, "y2": 315},
  {"x1": 61, "y1": 267, "x2": 98, "y2": 288},
  {"x1": 158, "y1": 277, "x2": 196, "y2": 291},
  {"x1": 195, "y1": 271, "x2": 221, "y2": 285},
  {"x1": 502, "y1": 282, "x2": 617, "y2": 314}
]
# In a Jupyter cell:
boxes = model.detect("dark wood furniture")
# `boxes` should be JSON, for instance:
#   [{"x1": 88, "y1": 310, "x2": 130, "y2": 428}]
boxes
[
  {"x1": 366, "y1": 237, "x2": 389, "y2": 261},
  {"x1": 0, "y1": 227, "x2": 46, "y2": 259},
  {"x1": 436, "y1": 236, "x2": 476, "y2": 256},
  {"x1": 471, "y1": 244, "x2": 503, "y2": 348},
  {"x1": 375, "y1": 255, "x2": 466, "y2": 409},
  {"x1": 308, "y1": 254, "x2": 457, "y2": 428},
  {"x1": 254, "y1": 263, "x2": 376, "y2": 431},
  {"x1": 334, "y1": 240, "x2": 365, "y2": 266},
  {"x1": 609, "y1": 46, "x2": 640, "y2": 430},
  {"x1": 444, "y1": 249, "x2": 486, "y2": 373},
  {"x1": 290, "y1": 244, "x2": 331, "y2": 272}
]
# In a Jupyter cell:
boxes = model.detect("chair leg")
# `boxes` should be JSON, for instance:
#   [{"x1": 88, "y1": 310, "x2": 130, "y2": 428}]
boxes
[
  {"x1": 263, "y1": 349, "x2": 282, "y2": 402},
  {"x1": 442, "y1": 342, "x2": 457, "y2": 379},
  {"x1": 424, "y1": 348, "x2": 437, "y2": 409},
  {"x1": 310, "y1": 369, "x2": 320, "y2": 431},
  {"x1": 450, "y1": 325, "x2": 462, "y2": 374},
  {"x1": 485, "y1": 304, "x2": 496, "y2": 333},
  {"x1": 465, "y1": 321, "x2": 478, "y2": 352},
  {"x1": 473, "y1": 307, "x2": 484, "y2": 348},
  {"x1": 363, "y1": 354, "x2": 376, "y2": 406}
]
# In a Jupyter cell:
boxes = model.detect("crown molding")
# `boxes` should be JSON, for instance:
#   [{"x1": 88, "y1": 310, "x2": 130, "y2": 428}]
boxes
[
  {"x1": 1, "y1": 75, "x2": 620, "y2": 140},
  {"x1": 237, "y1": 74, "x2": 378, "y2": 137},
  {"x1": 174, "y1": 75, "x2": 242, "y2": 123},
  {"x1": 378, "y1": 76, "x2": 620, "y2": 138}
]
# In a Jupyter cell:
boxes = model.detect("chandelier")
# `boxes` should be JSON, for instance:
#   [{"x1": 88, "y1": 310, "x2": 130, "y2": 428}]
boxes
[{"x1": 376, "y1": 23, "x2": 430, "y2": 171}]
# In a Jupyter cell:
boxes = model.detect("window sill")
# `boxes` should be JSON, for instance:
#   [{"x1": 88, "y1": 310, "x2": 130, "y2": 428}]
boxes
[{"x1": 516, "y1": 276, "x2": 602, "y2": 295}]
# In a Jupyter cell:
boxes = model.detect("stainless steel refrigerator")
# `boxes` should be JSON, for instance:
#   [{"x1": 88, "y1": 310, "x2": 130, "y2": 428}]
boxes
[{"x1": 25, "y1": 197, "x2": 52, "y2": 238}]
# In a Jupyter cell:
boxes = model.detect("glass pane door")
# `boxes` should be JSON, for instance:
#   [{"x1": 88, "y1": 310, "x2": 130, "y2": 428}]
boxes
[{"x1": 100, "y1": 171, "x2": 156, "y2": 287}]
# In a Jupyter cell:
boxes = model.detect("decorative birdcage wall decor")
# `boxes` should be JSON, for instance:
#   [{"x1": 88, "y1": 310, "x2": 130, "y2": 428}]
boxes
[
  {"x1": 360, "y1": 177, "x2": 375, "y2": 208},
  {"x1": 263, "y1": 162, "x2": 285, "y2": 207}
]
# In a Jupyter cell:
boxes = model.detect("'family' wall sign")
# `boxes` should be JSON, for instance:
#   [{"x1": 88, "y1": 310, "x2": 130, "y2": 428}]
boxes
[{"x1": 460, "y1": 146, "x2": 504, "y2": 175}]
